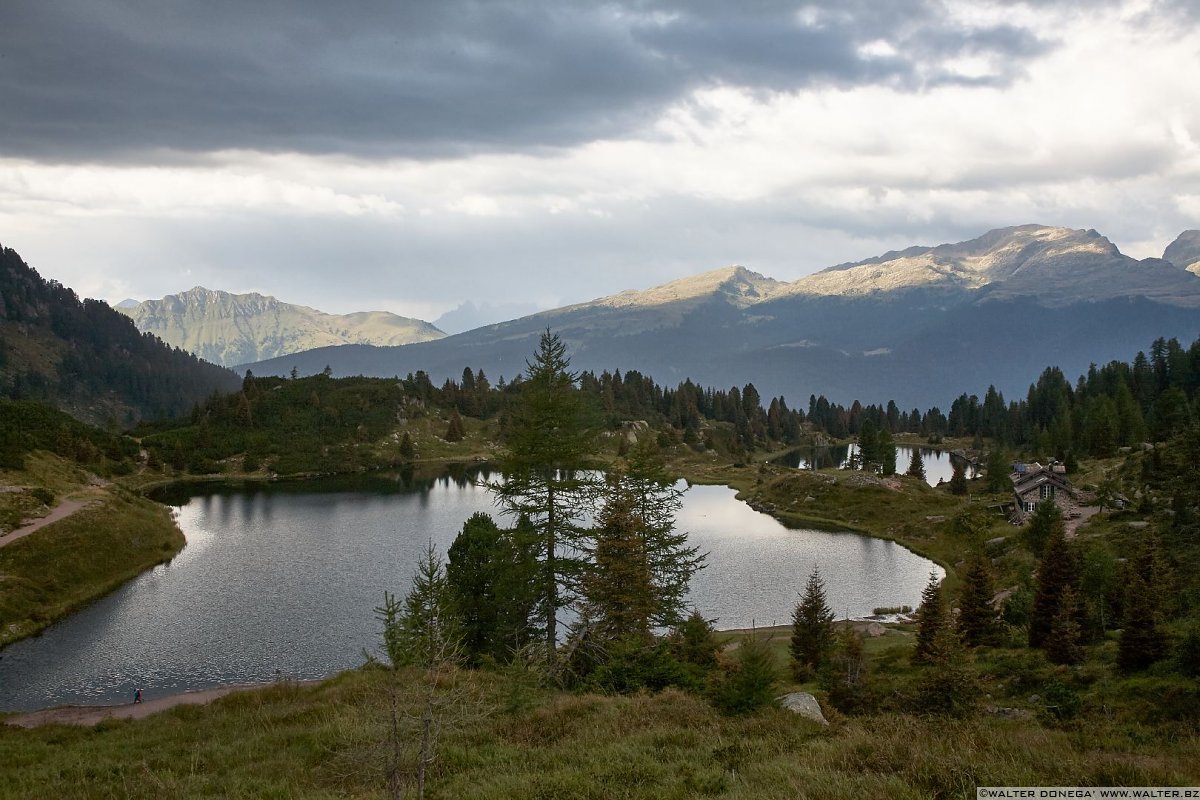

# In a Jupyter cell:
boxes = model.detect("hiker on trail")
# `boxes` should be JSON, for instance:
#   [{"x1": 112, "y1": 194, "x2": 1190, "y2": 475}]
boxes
[{"x1": 134, "y1": 689, "x2": 142, "y2": 704}]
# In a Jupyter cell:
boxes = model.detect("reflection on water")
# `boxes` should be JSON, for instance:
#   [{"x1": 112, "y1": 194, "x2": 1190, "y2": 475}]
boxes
[
  {"x1": 0, "y1": 471, "x2": 940, "y2": 711},
  {"x1": 773, "y1": 443, "x2": 980, "y2": 486}
]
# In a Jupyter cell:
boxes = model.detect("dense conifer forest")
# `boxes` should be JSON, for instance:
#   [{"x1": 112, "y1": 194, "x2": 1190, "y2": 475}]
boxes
[{"x1": 0, "y1": 245, "x2": 240, "y2": 425}]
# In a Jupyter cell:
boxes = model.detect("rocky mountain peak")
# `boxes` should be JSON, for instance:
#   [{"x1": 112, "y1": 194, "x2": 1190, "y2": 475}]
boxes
[
  {"x1": 589, "y1": 265, "x2": 783, "y2": 310},
  {"x1": 163, "y1": 287, "x2": 286, "y2": 317},
  {"x1": 118, "y1": 287, "x2": 444, "y2": 367},
  {"x1": 1163, "y1": 230, "x2": 1200, "y2": 273},
  {"x1": 783, "y1": 224, "x2": 1199, "y2": 305}
]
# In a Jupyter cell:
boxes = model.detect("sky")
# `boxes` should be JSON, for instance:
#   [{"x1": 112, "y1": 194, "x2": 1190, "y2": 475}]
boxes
[{"x1": 1, "y1": 0, "x2": 1198, "y2": 327}]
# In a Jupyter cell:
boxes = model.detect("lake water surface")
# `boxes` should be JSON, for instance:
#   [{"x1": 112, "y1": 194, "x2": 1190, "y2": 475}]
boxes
[
  {"x1": 0, "y1": 472, "x2": 941, "y2": 711},
  {"x1": 772, "y1": 443, "x2": 980, "y2": 486}
]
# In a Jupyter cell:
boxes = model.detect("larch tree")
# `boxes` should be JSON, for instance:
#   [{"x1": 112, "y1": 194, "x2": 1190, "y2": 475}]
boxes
[
  {"x1": 616, "y1": 438, "x2": 705, "y2": 629},
  {"x1": 375, "y1": 542, "x2": 463, "y2": 800},
  {"x1": 488, "y1": 329, "x2": 601, "y2": 655},
  {"x1": 582, "y1": 484, "x2": 656, "y2": 642}
]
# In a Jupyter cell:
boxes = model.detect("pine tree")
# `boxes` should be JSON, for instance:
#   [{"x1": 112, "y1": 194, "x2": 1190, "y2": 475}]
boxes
[
  {"x1": 670, "y1": 610, "x2": 719, "y2": 672},
  {"x1": 906, "y1": 447, "x2": 926, "y2": 481},
  {"x1": 398, "y1": 431, "x2": 415, "y2": 461},
  {"x1": 446, "y1": 513, "x2": 539, "y2": 663},
  {"x1": 377, "y1": 541, "x2": 461, "y2": 669},
  {"x1": 444, "y1": 409, "x2": 465, "y2": 442},
  {"x1": 912, "y1": 573, "x2": 946, "y2": 663},
  {"x1": 489, "y1": 329, "x2": 602, "y2": 654},
  {"x1": 948, "y1": 460, "x2": 968, "y2": 495},
  {"x1": 957, "y1": 552, "x2": 999, "y2": 647},
  {"x1": 709, "y1": 633, "x2": 780, "y2": 715},
  {"x1": 376, "y1": 542, "x2": 463, "y2": 800},
  {"x1": 790, "y1": 567, "x2": 835, "y2": 679},
  {"x1": 1028, "y1": 517, "x2": 1077, "y2": 649},
  {"x1": 821, "y1": 626, "x2": 871, "y2": 714},
  {"x1": 1024, "y1": 498, "x2": 1063, "y2": 556},
  {"x1": 1046, "y1": 586, "x2": 1084, "y2": 665},
  {"x1": 583, "y1": 458, "x2": 706, "y2": 646},
  {"x1": 858, "y1": 418, "x2": 879, "y2": 472},
  {"x1": 1118, "y1": 532, "x2": 1169, "y2": 672},
  {"x1": 878, "y1": 428, "x2": 897, "y2": 476},
  {"x1": 986, "y1": 447, "x2": 1010, "y2": 493},
  {"x1": 913, "y1": 622, "x2": 978, "y2": 716}
]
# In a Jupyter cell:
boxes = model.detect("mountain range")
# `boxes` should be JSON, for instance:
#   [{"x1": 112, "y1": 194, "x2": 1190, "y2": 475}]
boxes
[
  {"x1": 239, "y1": 225, "x2": 1200, "y2": 410},
  {"x1": 117, "y1": 288, "x2": 445, "y2": 368}
]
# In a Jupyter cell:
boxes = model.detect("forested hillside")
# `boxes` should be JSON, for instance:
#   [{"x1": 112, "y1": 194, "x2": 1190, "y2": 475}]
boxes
[{"x1": 0, "y1": 246, "x2": 240, "y2": 425}]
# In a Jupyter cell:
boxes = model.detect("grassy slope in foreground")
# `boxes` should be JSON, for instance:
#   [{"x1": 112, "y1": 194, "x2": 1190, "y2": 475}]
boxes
[
  {"x1": 0, "y1": 455, "x2": 184, "y2": 646},
  {"x1": 1, "y1": 668, "x2": 1197, "y2": 799}
]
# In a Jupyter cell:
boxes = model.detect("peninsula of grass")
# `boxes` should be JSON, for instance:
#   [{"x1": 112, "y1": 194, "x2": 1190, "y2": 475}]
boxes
[{"x1": 0, "y1": 485, "x2": 184, "y2": 647}]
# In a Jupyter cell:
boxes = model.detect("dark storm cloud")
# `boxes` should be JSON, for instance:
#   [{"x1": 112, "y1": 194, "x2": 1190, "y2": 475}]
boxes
[{"x1": 1, "y1": 0, "x2": 1050, "y2": 163}]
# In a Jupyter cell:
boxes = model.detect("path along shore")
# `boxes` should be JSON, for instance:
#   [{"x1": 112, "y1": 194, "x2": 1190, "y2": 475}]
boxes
[{"x1": 3, "y1": 681, "x2": 318, "y2": 729}]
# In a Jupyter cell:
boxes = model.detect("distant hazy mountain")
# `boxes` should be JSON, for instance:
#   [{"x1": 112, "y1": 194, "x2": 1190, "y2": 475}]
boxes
[
  {"x1": 0, "y1": 246, "x2": 238, "y2": 424},
  {"x1": 119, "y1": 288, "x2": 445, "y2": 367},
  {"x1": 433, "y1": 300, "x2": 542, "y2": 334},
  {"x1": 242, "y1": 225, "x2": 1200, "y2": 409}
]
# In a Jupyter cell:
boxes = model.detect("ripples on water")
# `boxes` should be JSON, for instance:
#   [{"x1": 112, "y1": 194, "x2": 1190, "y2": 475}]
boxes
[{"x1": 0, "y1": 473, "x2": 941, "y2": 711}]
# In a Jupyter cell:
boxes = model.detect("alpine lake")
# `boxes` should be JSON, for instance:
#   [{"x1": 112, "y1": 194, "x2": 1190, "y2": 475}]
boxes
[{"x1": 0, "y1": 466, "x2": 942, "y2": 712}]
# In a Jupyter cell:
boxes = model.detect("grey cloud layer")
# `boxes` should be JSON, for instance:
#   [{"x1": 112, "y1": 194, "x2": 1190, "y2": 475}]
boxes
[{"x1": 2, "y1": 0, "x2": 1049, "y2": 162}]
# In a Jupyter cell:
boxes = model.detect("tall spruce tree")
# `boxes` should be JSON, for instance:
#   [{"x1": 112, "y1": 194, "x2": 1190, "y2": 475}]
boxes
[
  {"x1": 948, "y1": 460, "x2": 968, "y2": 495},
  {"x1": 1028, "y1": 516, "x2": 1078, "y2": 649},
  {"x1": 912, "y1": 573, "x2": 947, "y2": 663},
  {"x1": 878, "y1": 428, "x2": 897, "y2": 476},
  {"x1": 489, "y1": 329, "x2": 601, "y2": 654},
  {"x1": 790, "y1": 567, "x2": 836, "y2": 680},
  {"x1": 957, "y1": 552, "x2": 999, "y2": 647},
  {"x1": 906, "y1": 447, "x2": 926, "y2": 481},
  {"x1": 1046, "y1": 585, "x2": 1084, "y2": 665},
  {"x1": 858, "y1": 418, "x2": 879, "y2": 472},
  {"x1": 1118, "y1": 532, "x2": 1169, "y2": 672}
]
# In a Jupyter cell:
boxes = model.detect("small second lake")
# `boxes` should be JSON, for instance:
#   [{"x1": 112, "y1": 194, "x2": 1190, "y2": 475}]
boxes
[
  {"x1": 0, "y1": 471, "x2": 942, "y2": 711},
  {"x1": 772, "y1": 443, "x2": 980, "y2": 486}
]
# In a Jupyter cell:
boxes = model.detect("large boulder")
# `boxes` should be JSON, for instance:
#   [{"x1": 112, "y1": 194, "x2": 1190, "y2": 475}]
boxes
[{"x1": 776, "y1": 692, "x2": 828, "y2": 725}]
